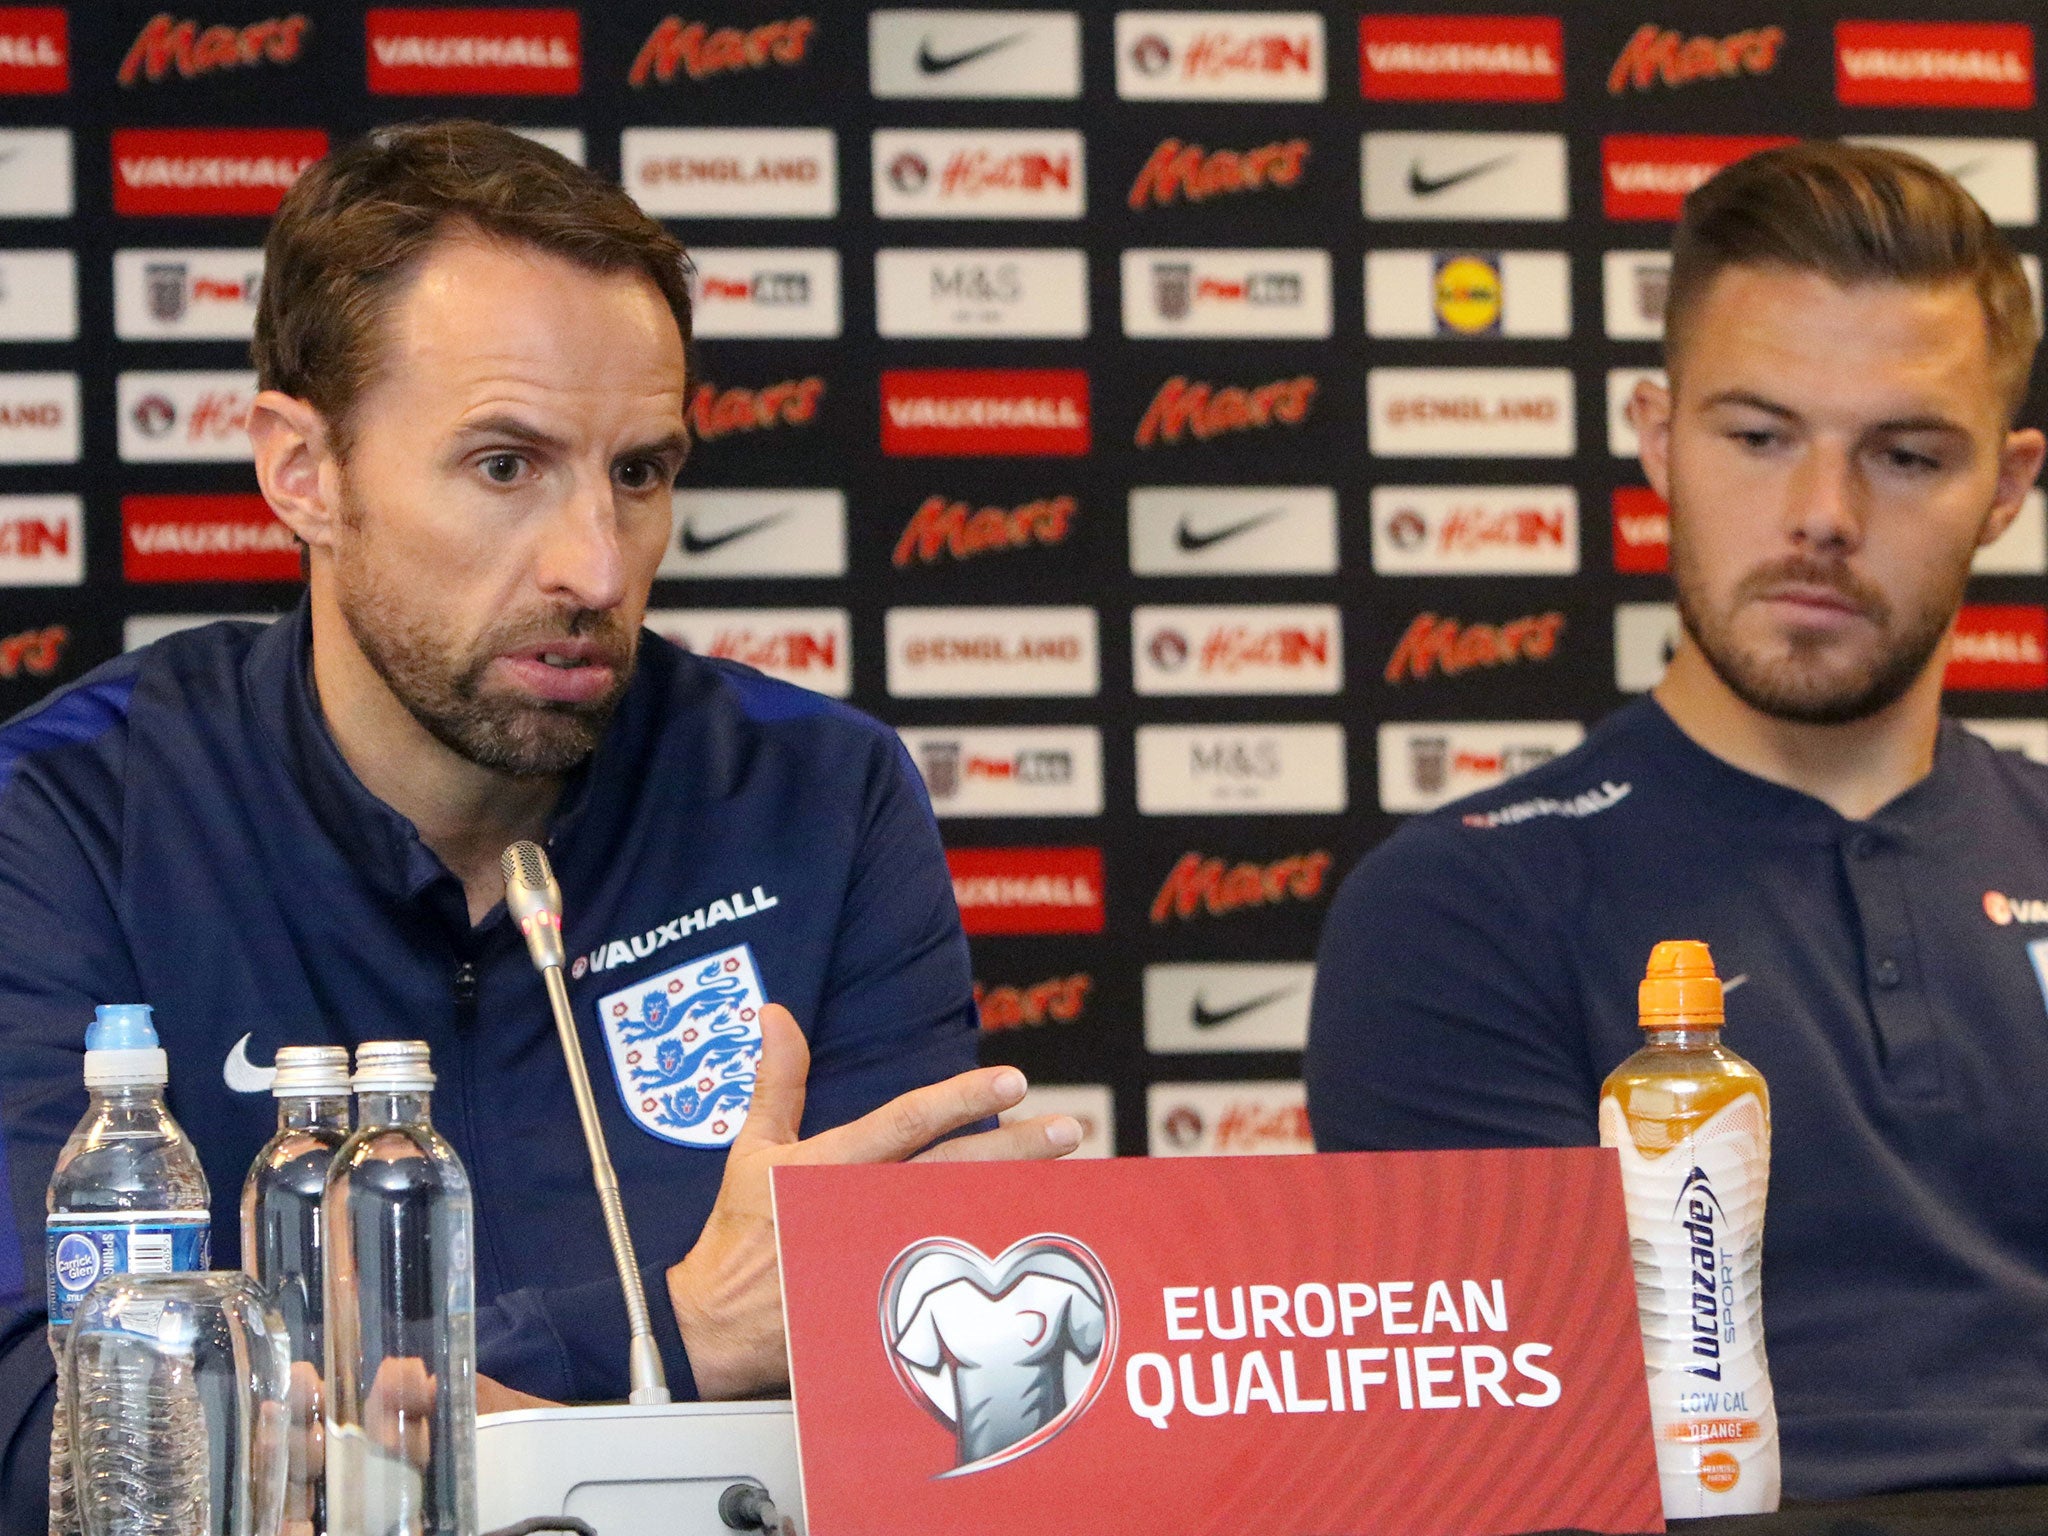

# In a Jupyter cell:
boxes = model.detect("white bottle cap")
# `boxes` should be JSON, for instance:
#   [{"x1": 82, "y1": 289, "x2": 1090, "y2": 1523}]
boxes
[
  {"x1": 272, "y1": 1045, "x2": 352, "y2": 1098},
  {"x1": 351, "y1": 1041, "x2": 435, "y2": 1094}
]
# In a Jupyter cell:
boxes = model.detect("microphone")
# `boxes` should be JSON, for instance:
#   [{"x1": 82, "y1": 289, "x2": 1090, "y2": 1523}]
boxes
[{"x1": 502, "y1": 840, "x2": 671, "y2": 1406}]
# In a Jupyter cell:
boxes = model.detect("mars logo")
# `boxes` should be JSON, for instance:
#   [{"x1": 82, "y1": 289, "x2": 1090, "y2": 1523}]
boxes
[
  {"x1": 629, "y1": 15, "x2": 813, "y2": 85},
  {"x1": 596, "y1": 942, "x2": 766, "y2": 1148},
  {"x1": 1134, "y1": 374, "x2": 1316, "y2": 448},
  {"x1": 1607, "y1": 24, "x2": 1784, "y2": 94},
  {"x1": 880, "y1": 1233, "x2": 1116, "y2": 1476},
  {"x1": 687, "y1": 377, "x2": 822, "y2": 442},
  {"x1": 1127, "y1": 137, "x2": 1308, "y2": 209},
  {"x1": 1385, "y1": 612, "x2": 1565, "y2": 684},
  {"x1": 119, "y1": 13, "x2": 308, "y2": 85},
  {"x1": 0, "y1": 622, "x2": 63, "y2": 679},
  {"x1": 1150, "y1": 850, "x2": 1332, "y2": 924},
  {"x1": 894, "y1": 495, "x2": 1075, "y2": 567},
  {"x1": 976, "y1": 975, "x2": 1092, "y2": 1033}
]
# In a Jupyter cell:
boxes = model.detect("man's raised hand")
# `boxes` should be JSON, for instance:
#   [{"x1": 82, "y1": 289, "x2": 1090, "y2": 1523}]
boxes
[{"x1": 666, "y1": 1002, "x2": 1081, "y2": 1400}]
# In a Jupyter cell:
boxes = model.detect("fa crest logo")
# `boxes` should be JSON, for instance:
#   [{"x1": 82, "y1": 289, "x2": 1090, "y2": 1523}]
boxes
[{"x1": 596, "y1": 942, "x2": 766, "y2": 1147}]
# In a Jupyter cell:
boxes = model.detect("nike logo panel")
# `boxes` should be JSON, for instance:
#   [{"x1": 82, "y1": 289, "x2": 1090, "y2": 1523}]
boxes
[
  {"x1": 1175, "y1": 509, "x2": 1285, "y2": 553},
  {"x1": 917, "y1": 32, "x2": 1029, "y2": 75},
  {"x1": 1407, "y1": 154, "x2": 1515, "y2": 197},
  {"x1": 678, "y1": 509, "x2": 791, "y2": 556},
  {"x1": 1190, "y1": 986, "x2": 1299, "y2": 1029}
]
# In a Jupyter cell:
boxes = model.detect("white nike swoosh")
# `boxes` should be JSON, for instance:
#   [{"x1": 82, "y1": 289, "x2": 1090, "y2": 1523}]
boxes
[
  {"x1": 1722, "y1": 974, "x2": 1748, "y2": 993},
  {"x1": 223, "y1": 1032, "x2": 276, "y2": 1094}
]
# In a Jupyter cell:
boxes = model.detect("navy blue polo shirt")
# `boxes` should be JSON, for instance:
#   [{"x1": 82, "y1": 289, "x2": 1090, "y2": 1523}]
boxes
[
  {"x1": 0, "y1": 599, "x2": 977, "y2": 1529},
  {"x1": 1307, "y1": 697, "x2": 2048, "y2": 1501}
]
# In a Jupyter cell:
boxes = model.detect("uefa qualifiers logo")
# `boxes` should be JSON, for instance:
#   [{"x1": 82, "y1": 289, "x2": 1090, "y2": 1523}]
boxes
[{"x1": 879, "y1": 1233, "x2": 1117, "y2": 1476}]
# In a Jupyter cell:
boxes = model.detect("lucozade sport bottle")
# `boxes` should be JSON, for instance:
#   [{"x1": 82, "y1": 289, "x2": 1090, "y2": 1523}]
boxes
[{"x1": 1599, "y1": 940, "x2": 1779, "y2": 1518}]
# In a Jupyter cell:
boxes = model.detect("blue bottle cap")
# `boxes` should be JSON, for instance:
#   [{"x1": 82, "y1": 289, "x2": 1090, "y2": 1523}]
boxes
[{"x1": 85, "y1": 1003, "x2": 158, "y2": 1052}]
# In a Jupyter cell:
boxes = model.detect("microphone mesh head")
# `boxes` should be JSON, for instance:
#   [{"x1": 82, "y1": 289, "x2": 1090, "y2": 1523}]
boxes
[{"x1": 502, "y1": 840, "x2": 553, "y2": 891}]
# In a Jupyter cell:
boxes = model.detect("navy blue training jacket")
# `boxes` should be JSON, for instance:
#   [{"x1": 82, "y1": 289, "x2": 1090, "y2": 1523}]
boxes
[
  {"x1": 0, "y1": 599, "x2": 978, "y2": 1529},
  {"x1": 1308, "y1": 697, "x2": 2048, "y2": 1500}
]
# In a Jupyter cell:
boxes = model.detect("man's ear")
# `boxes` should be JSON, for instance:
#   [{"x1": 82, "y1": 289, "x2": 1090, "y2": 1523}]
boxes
[
  {"x1": 248, "y1": 390, "x2": 341, "y2": 551},
  {"x1": 1630, "y1": 373, "x2": 1675, "y2": 501},
  {"x1": 1980, "y1": 425, "x2": 2048, "y2": 549}
]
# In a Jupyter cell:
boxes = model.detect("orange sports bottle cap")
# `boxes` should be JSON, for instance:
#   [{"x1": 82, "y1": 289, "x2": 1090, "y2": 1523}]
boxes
[{"x1": 1637, "y1": 939, "x2": 1724, "y2": 1028}]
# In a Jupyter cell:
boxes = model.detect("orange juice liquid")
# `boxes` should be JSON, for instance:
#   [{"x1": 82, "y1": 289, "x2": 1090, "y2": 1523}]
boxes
[
  {"x1": 1603, "y1": 1037, "x2": 1770, "y2": 1157},
  {"x1": 1600, "y1": 1029, "x2": 1779, "y2": 1518}
]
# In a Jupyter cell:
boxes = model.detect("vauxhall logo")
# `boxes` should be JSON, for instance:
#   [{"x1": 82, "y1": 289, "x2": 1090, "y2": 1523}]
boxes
[{"x1": 572, "y1": 886, "x2": 781, "y2": 979}]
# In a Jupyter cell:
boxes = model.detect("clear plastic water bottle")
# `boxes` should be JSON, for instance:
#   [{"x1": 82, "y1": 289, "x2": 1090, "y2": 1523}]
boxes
[
  {"x1": 45, "y1": 1004, "x2": 212, "y2": 1536},
  {"x1": 242, "y1": 1045, "x2": 352, "y2": 1536},
  {"x1": 323, "y1": 1042, "x2": 476, "y2": 1536},
  {"x1": 66, "y1": 1270, "x2": 291, "y2": 1536}
]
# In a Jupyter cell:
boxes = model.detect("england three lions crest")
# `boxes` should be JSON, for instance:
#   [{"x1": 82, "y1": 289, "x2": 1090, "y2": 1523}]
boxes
[{"x1": 597, "y1": 942, "x2": 766, "y2": 1147}]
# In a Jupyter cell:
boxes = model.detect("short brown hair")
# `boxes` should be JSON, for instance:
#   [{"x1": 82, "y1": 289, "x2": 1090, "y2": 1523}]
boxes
[
  {"x1": 1666, "y1": 141, "x2": 2038, "y2": 417},
  {"x1": 254, "y1": 119, "x2": 694, "y2": 454}
]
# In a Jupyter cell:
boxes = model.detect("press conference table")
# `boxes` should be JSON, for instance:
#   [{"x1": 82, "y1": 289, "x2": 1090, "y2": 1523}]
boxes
[{"x1": 1540, "y1": 1482, "x2": 2048, "y2": 1536}]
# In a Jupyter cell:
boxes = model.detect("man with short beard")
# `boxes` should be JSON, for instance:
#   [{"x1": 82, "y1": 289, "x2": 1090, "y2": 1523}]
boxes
[
  {"x1": 0, "y1": 121, "x2": 1080, "y2": 1530},
  {"x1": 1307, "y1": 142, "x2": 2048, "y2": 1499}
]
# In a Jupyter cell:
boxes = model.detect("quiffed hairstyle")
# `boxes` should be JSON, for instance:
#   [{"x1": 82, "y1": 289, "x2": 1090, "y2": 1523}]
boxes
[
  {"x1": 253, "y1": 119, "x2": 695, "y2": 454},
  {"x1": 1667, "y1": 141, "x2": 2039, "y2": 418}
]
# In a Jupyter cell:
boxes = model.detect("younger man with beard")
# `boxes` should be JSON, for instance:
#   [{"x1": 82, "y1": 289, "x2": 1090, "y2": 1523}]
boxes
[
  {"x1": 1307, "y1": 143, "x2": 2048, "y2": 1499},
  {"x1": 0, "y1": 121, "x2": 1079, "y2": 1527}
]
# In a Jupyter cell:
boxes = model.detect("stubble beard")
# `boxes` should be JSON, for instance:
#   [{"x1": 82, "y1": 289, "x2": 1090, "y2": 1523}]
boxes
[
  {"x1": 331, "y1": 482, "x2": 638, "y2": 777},
  {"x1": 1667, "y1": 486, "x2": 1967, "y2": 728}
]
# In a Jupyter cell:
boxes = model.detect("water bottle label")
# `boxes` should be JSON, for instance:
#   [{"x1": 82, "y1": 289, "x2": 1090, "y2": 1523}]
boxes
[
  {"x1": 44, "y1": 1214, "x2": 211, "y2": 1324},
  {"x1": 1600, "y1": 1091, "x2": 1777, "y2": 1516}
]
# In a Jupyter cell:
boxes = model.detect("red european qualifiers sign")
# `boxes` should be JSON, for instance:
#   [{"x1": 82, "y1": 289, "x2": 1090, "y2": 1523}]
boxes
[{"x1": 775, "y1": 1147, "x2": 1664, "y2": 1536}]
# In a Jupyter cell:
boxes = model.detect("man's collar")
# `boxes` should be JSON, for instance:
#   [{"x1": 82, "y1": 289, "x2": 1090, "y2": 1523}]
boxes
[{"x1": 1637, "y1": 693, "x2": 1972, "y2": 845}]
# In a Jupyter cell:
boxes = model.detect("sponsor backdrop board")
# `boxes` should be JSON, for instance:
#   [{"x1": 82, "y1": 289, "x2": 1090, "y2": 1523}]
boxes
[{"x1": 5, "y1": 4, "x2": 2048, "y2": 1158}]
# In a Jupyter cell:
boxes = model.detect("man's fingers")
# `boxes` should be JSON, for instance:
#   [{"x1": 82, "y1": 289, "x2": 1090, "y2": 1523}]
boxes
[
  {"x1": 910, "y1": 1113, "x2": 1082, "y2": 1165},
  {"x1": 807, "y1": 1066, "x2": 1030, "y2": 1164},
  {"x1": 733, "y1": 1003, "x2": 811, "y2": 1152}
]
